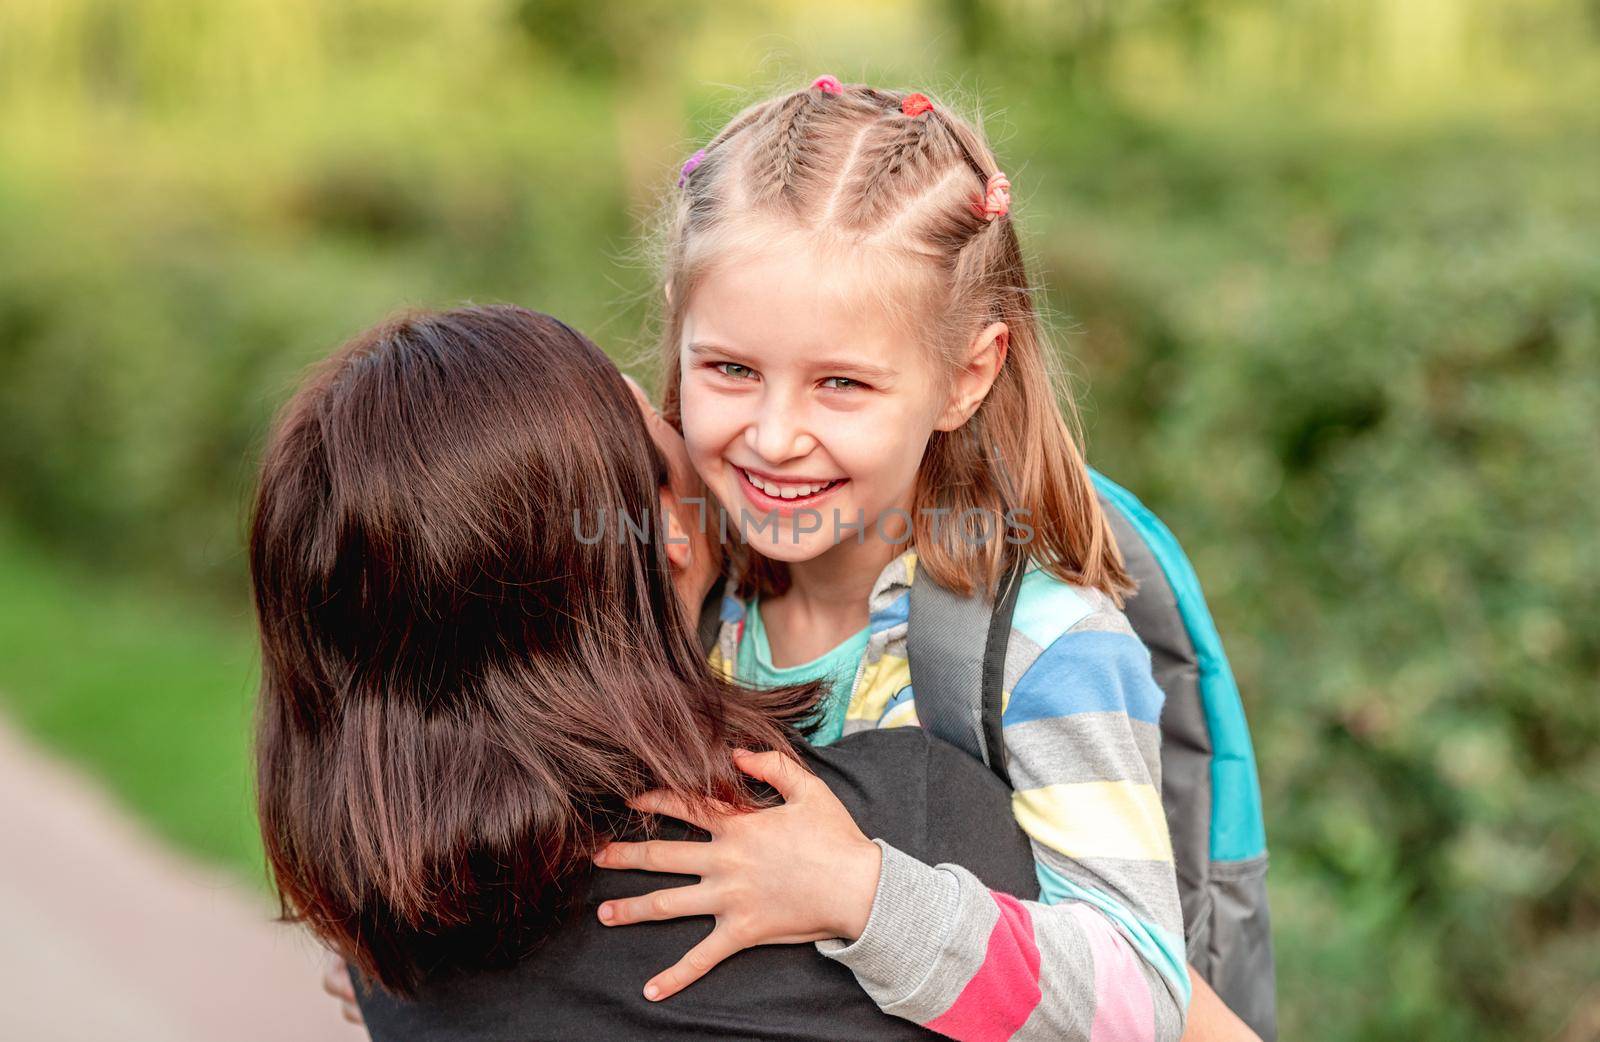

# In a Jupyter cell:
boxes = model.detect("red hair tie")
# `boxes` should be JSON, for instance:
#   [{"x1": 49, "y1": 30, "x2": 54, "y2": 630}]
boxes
[
  {"x1": 982, "y1": 172, "x2": 1011, "y2": 221},
  {"x1": 901, "y1": 93, "x2": 933, "y2": 118},
  {"x1": 811, "y1": 75, "x2": 843, "y2": 95}
]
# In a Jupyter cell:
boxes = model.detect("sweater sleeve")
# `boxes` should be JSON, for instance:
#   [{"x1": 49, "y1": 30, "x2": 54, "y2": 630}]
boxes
[{"x1": 817, "y1": 588, "x2": 1189, "y2": 1042}]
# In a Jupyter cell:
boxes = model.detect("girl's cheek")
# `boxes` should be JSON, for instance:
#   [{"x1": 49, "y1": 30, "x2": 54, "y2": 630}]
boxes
[
  {"x1": 676, "y1": 386, "x2": 716, "y2": 452},
  {"x1": 685, "y1": 391, "x2": 759, "y2": 464},
  {"x1": 837, "y1": 403, "x2": 925, "y2": 468}
]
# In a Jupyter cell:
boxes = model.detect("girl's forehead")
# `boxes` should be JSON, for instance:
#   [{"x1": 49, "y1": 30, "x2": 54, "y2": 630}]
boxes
[{"x1": 683, "y1": 239, "x2": 930, "y2": 366}]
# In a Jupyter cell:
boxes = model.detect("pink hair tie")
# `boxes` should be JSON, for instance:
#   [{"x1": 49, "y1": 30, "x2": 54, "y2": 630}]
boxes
[
  {"x1": 811, "y1": 75, "x2": 843, "y2": 95},
  {"x1": 901, "y1": 93, "x2": 933, "y2": 118},
  {"x1": 677, "y1": 148, "x2": 706, "y2": 189},
  {"x1": 982, "y1": 172, "x2": 1011, "y2": 221}
]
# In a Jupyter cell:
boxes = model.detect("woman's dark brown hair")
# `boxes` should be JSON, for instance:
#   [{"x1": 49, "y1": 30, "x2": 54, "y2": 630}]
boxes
[{"x1": 251, "y1": 305, "x2": 818, "y2": 994}]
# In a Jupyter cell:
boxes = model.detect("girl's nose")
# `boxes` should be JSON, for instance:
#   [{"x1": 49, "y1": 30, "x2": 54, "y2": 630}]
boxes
[{"x1": 744, "y1": 397, "x2": 817, "y2": 464}]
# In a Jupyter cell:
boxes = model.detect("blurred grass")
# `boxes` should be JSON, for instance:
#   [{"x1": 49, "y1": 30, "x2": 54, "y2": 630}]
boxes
[
  {"x1": 0, "y1": 523, "x2": 262, "y2": 874},
  {"x1": 1, "y1": 2, "x2": 1598, "y2": 1039}
]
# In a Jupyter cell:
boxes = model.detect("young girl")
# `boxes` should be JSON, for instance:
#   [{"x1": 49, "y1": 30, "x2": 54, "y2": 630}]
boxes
[{"x1": 594, "y1": 79, "x2": 1193, "y2": 1041}]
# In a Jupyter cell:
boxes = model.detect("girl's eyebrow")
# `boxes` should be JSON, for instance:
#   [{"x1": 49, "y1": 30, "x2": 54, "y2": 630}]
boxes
[
  {"x1": 687, "y1": 341, "x2": 747, "y2": 359},
  {"x1": 810, "y1": 358, "x2": 896, "y2": 383},
  {"x1": 688, "y1": 342, "x2": 895, "y2": 383}
]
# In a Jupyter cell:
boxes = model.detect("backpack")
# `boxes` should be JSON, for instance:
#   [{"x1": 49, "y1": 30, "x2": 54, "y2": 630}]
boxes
[{"x1": 907, "y1": 470, "x2": 1277, "y2": 1041}]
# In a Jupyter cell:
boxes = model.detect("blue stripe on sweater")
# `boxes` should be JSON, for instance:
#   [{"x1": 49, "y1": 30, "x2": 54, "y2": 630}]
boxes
[
  {"x1": 871, "y1": 590, "x2": 910, "y2": 634},
  {"x1": 1004, "y1": 630, "x2": 1165, "y2": 727}
]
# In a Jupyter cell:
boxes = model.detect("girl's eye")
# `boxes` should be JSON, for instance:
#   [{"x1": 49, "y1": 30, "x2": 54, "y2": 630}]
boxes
[
  {"x1": 821, "y1": 376, "x2": 863, "y2": 391},
  {"x1": 714, "y1": 362, "x2": 756, "y2": 380}
]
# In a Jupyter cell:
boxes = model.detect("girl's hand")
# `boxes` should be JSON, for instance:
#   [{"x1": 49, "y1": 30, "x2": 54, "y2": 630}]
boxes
[{"x1": 593, "y1": 748, "x2": 883, "y2": 1001}]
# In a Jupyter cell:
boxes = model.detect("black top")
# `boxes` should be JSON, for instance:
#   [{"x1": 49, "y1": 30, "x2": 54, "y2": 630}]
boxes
[{"x1": 355, "y1": 728, "x2": 1040, "y2": 1041}]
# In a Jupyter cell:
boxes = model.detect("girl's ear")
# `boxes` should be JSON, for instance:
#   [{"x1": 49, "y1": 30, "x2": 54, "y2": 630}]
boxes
[
  {"x1": 664, "y1": 279, "x2": 675, "y2": 307},
  {"x1": 935, "y1": 321, "x2": 1009, "y2": 431}
]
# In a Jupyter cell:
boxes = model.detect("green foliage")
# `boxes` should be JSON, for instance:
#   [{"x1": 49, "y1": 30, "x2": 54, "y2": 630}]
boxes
[
  {"x1": 1, "y1": 3, "x2": 1596, "y2": 1040},
  {"x1": 1028, "y1": 103, "x2": 1600, "y2": 1042}
]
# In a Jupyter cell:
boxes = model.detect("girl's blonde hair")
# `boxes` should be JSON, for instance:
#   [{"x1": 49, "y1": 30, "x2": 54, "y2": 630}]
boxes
[{"x1": 656, "y1": 80, "x2": 1130, "y2": 601}]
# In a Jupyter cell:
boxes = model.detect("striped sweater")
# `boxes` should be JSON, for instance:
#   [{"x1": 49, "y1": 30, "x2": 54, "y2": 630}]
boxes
[{"x1": 708, "y1": 550, "x2": 1189, "y2": 1042}]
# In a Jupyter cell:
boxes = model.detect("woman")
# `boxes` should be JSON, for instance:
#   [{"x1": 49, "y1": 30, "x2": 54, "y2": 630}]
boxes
[{"x1": 252, "y1": 305, "x2": 1043, "y2": 1040}]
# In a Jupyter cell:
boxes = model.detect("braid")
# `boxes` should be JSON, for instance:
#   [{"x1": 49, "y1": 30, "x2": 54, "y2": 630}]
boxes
[
  {"x1": 678, "y1": 98, "x2": 790, "y2": 229},
  {"x1": 851, "y1": 86, "x2": 902, "y2": 112},
  {"x1": 850, "y1": 112, "x2": 941, "y2": 230},
  {"x1": 928, "y1": 108, "x2": 1003, "y2": 247},
  {"x1": 705, "y1": 102, "x2": 770, "y2": 153},
  {"x1": 753, "y1": 92, "x2": 816, "y2": 207}
]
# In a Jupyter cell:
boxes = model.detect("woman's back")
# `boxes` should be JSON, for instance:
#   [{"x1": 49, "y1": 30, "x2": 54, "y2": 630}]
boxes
[{"x1": 355, "y1": 728, "x2": 1038, "y2": 1042}]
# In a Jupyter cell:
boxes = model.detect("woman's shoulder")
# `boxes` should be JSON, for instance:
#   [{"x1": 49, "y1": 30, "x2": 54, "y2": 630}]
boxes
[
  {"x1": 806, "y1": 729, "x2": 1038, "y2": 895},
  {"x1": 807, "y1": 728, "x2": 1001, "y2": 809}
]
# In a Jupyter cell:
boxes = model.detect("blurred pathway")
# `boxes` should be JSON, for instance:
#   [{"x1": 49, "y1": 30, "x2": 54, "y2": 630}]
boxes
[{"x1": 0, "y1": 717, "x2": 357, "y2": 1042}]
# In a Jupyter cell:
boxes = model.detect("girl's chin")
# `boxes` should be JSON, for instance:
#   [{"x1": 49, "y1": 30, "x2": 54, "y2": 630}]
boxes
[
  {"x1": 734, "y1": 522, "x2": 906, "y2": 566},
  {"x1": 739, "y1": 536, "x2": 836, "y2": 564}
]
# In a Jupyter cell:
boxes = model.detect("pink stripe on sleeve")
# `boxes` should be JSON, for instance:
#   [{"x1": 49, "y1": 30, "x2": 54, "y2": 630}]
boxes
[
  {"x1": 1068, "y1": 903, "x2": 1156, "y2": 1042},
  {"x1": 923, "y1": 892, "x2": 1042, "y2": 1042}
]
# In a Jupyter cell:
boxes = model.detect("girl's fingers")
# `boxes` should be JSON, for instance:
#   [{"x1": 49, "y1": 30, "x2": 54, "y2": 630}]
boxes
[
  {"x1": 321, "y1": 958, "x2": 355, "y2": 1003},
  {"x1": 643, "y1": 924, "x2": 746, "y2": 1001},
  {"x1": 321, "y1": 955, "x2": 364, "y2": 1025},
  {"x1": 627, "y1": 789, "x2": 726, "y2": 833},
  {"x1": 731, "y1": 748, "x2": 811, "y2": 800},
  {"x1": 597, "y1": 883, "x2": 718, "y2": 927},
  {"x1": 594, "y1": 839, "x2": 712, "y2": 875}
]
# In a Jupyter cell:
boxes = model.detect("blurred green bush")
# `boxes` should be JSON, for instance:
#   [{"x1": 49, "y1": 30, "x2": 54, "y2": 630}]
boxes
[
  {"x1": 1034, "y1": 108, "x2": 1600, "y2": 1041},
  {"x1": 0, "y1": 2, "x2": 1595, "y2": 1040}
]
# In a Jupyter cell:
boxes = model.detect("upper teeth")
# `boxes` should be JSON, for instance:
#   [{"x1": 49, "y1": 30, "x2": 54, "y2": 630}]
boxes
[{"x1": 744, "y1": 470, "x2": 835, "y2": 499}]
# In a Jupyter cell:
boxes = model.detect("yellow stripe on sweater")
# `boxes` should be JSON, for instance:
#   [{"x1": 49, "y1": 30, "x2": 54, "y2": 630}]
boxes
[
  {"x1": 1012, "y1": 781, "x2": 1175, "y2": 863},
  {"x1": 847, "y1": 652, "x2": 910, "y2": 722},
  {"x1": 879, "y1": 697, "x2": 920, "y2": 729}
]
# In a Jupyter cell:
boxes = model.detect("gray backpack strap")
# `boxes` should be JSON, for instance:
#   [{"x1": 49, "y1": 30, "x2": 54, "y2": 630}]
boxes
[{"x1": 907, "y1": 557, "x2": 1025, "y2": 784}]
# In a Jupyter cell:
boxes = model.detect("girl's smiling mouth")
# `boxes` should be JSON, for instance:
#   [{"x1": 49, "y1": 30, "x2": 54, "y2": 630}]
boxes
[{"x1": 734, "y1": 464, "x2": 848, "y2": 513}]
